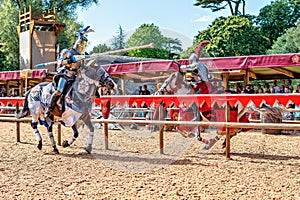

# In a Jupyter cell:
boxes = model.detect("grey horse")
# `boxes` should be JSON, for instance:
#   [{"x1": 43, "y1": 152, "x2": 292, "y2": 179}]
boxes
[{"x1": 16, "y1": 64, "x2": 114, "y2": 154}]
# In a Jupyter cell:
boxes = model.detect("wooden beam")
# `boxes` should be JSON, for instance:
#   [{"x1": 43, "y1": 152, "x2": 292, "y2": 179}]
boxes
[
  {"x1": 272, "y1": 67, "x2": 294, "y2": 78},
  {"x1": 248, "y1": 70, "x2": 257, "y2": 79},
  {"x1": 244, "y1": 69, "x2": 250, "y2": 85}
]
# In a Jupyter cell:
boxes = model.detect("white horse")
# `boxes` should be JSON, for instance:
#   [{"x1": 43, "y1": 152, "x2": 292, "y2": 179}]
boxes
[{"x1": 16, "y1": 64, "x2": 114, "y2": 154}]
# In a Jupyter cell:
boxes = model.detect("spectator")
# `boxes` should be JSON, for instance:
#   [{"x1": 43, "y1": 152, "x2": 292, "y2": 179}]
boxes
[
  {"x1": 281, "y1": 80, "x2": 287, "y2": 88},
  {"x1": 272, "y1": 80, "x2": 280, "y2": 93},
  {"x1": 138, "y1": 101, "x2": 148, "y2": 117},
  {"x1": 244, "y1": 84, "x2": 254, "y2": 94},
  {"x1": 256, "y1": 88, "x2": 264, "y2": 94},
  {"x1": 1, "y1": 86, "x2": 7, "y2": 96},
  {"x1": 284, "y1": 87, "x2": 291, "y2": 93},
  {"x1": 138, "y1": 86, "x2": 143, "y2": 95},
  {"x1": 287, "y1": 79, "x2": 293, "y2": 92},
  {"x1": 295, "y1": 85, "x2": 300, "y2": 93},
  {"x1": 10, "y1": 89, "x2": 19, "y2": 97},
  {"x1": 255, "y1": 84, "x2": 262, "y2": 94},
  {"x1": 234, "y1": 82, "x2": 243, "y2": 93},
  {"x1": 263, "y1": 83, "x2": 271, "y2": 93},
  {"x1": 279, "y1": 85, "x2": 285, "y2": 93},
  {"x1": 142, "y1": 85, "x2": 151, "y2": 95}
]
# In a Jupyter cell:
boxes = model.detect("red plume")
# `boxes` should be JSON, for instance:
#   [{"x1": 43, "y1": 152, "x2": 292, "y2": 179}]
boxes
[{"x1": 195, "y1": 40, "x2": 211, "y2": 59}]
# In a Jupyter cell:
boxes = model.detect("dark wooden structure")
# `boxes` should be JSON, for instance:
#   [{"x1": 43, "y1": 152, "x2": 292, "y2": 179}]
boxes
[{"x1": 17, "y1": 6, "x2": 65, "y2": 72}]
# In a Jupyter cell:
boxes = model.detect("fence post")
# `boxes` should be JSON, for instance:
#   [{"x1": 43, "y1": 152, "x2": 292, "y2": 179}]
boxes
[
  {"x1": 57, "y1": 123, "x2": 61, "y2": 146},
  {"x1": 225, "y1": 102, "x2": 231, "y2": 159},
  {"x1": 16, "y1": 102, "x2": 20, "y2": 142},
  {"x1": 101, "y1": 100, "x2": 111, "y2": 150}
]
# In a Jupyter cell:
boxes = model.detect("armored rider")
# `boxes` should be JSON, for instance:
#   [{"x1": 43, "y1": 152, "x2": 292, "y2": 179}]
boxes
[{"x1": 44, "y1": 26, "x2": 92, "y2": 118}]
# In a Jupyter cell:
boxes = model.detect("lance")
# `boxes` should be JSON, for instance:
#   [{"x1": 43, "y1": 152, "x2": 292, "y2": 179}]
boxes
[{"x1": 35, "y1": 43, "x2": 155, "y2": 67}]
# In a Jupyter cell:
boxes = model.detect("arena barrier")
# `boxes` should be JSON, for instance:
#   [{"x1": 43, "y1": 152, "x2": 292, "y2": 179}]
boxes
[
  {"x1": 2, "y1": 116, "x2": 300, "y2": 159},
  {"x1": 2, "y1": 94, "x2": 300, "y2": 159}
]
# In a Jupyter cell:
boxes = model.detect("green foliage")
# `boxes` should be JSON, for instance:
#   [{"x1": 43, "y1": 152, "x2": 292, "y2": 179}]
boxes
[
  {"x1": 0, "y1": 0, "x2": 19, "y2": 71},
  {"x1": 126, "y1": 23, "x2": 182, "y2": 59},
  {"x1": 89, "y1": 44, "x2": 112, "y2": 54},
  {"x1": 56, "y1": 14, "x2": 83, "y2": 50},
  {"x1": 110, "y1": 25, "x2": 126, "y2": 51},
  {"x1": 193, "y1": 16, "x2": 270, "y2": 57},
  {"x1": 128, "y1": 48, "x2": 169, "y2": 59},
  {"x1": 267, "y1": 22, "x2": 300, "y2": 54},
  {"x1": 0, "y1": 0, "x2": 98, "y2": 71},
  {"x1": 255, "y1": 0, "x2": 300, "y2": 45},
  {"x1": 193, "y1": 0, "x2": 246, "y2": 16}
]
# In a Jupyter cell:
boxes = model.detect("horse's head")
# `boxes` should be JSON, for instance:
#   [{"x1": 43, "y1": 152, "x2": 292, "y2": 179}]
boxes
[
  {"x1": 80, "y1": 65, "x2": 115, "y2": 91},
  {"x1": 95, "y1": 66, "x2": 115, "y2": 90},
  {"x1": 157, "y1": 71, "x2": 194, "y2": 95}
]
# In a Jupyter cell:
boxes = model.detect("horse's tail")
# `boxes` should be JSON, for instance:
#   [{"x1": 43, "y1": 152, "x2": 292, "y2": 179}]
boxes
[{"x1": 15, "y1": 90, "x2": 30, "y2": 119}]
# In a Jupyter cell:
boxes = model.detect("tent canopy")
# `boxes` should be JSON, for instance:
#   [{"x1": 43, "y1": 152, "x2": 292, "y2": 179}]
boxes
[{"x1": 101, "y1": 53, "x2": 300, "y2": 82}]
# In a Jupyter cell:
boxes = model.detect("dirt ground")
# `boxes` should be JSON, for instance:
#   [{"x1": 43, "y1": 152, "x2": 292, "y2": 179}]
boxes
[{"x1": 0, "y1": 122, "x2": 300, "y2": 200}]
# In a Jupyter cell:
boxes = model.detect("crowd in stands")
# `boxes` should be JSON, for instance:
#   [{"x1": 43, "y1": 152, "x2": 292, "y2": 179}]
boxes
[
  {"x1": 234, "y1": 79, "x2": 300, "y2": 94},
  {"x1": 0, "y1": 86, "x2": 21, "y2": 97}
]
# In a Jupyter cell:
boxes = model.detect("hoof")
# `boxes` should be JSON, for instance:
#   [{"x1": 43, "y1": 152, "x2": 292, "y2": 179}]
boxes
[
  {"x1": 202, "y1": 139, "x2": 216, "y2": 150},
  {"x1": 37, "y1": 140, "x2": 42, "y2": 150},
  {"x1": 85, "y1": 145, "x2": 92, "y2": 154},
  {"x1": 52, "y1": 146, "x2": 59, "y2": 154},
  {"x1": 188, "y1": 132, "x2": 195, "y2": 138},
  {"x1": 62, "y1": 140, "x2": 70, "y2": 148}
]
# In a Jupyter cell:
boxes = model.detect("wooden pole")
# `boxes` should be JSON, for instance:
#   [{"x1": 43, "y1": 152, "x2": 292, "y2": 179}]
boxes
[
  {"x1": 104, "y1": 123, "x2": 108, "y2": 149},
  {"x1": 159, "y1": 128, "x2": 164, "y2": 154},
  {"x1": 158, "y1": 104, "x2": 164, "y2": 154},
  {"x1": 57, "y1": 123, "x2": 61, "y2": 146},
  {"x1": 16, "y1": 102, "x2": 20, "y2": 142},
  {"x1": 225, "y1": 102, "x2": 231, "y2": 159},
  {"x1": 222, "y1": 73, "x2": 231, "y2": 159}
]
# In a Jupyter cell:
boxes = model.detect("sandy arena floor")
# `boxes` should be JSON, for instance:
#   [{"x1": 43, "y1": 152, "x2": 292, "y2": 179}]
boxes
[{"x1": 0, "y1": 122, "x2": 300, "y2": 199}]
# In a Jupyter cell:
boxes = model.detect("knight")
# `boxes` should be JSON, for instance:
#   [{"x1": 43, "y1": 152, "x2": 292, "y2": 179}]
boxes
[
  {"x1": 44, "y1": 26, "x2": 93, "y2": 118},
  {"x1": 180, "y1": 40, "x2": 212, "y2": 94}
]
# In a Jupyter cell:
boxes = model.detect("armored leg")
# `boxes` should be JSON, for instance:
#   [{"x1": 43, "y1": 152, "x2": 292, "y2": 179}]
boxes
[
  {"x1": 45, "y1": 77, "x2": 67, "y2": 118},
  {"x1": 44, "y1": 92, "x2": 61, "y2": 118}
]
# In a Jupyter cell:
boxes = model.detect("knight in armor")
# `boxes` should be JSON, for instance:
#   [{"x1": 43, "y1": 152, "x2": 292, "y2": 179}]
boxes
[{"x1": 44, "y1": 27, "x2": 90, "y2": 118}]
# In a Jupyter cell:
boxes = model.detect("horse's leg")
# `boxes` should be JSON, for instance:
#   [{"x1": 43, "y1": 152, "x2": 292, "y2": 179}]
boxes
[
  {"x1": 31, "y1": 120, "x2": 43, "y2": 150},
  {"x1": 196, "y1": 126, "x2": 209, "y2": 144},
  {"x1": 46, "y1": 121, "x2": 59, "y2": 154},
  {"x1": 84, "y1": 115, "x2": 95, "y2": 154},
  {"x1": 62, "y1": 124, "x2": 79, "y2": 148}
]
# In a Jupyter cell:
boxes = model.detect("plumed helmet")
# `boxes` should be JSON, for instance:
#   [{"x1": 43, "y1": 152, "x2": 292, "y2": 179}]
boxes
[
  {"x1": 73, "y1": 35, "x2": 87, "y2": 55},
  {"x1": 188, "y1": 53, "x2": 198, "y2": 65},
  {"x1": 72, "y1": 26, "x2": 94, "y2": 55}
]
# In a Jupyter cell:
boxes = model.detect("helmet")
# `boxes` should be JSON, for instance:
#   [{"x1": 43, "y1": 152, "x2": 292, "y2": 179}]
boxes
[
  {"x1": 188, "y1": 53, "x2": 198, "y2": 65},
  {"x1": 73, "y1": 35, "x2": 87, "y2": 55}
]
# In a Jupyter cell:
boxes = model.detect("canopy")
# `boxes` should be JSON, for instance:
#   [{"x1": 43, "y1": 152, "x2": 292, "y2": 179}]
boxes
[
  {"x1": 102, "y1": 53, "x2": 300, "y2": 82},
  {"x1": 0, "y1": 69, "x2": 47, "y2": 81}
]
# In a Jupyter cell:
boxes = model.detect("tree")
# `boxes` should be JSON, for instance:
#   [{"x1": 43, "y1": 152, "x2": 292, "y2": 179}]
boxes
[
  {"x1": 0, "y1": 0, "x2": 99, "y2": 71},
  {"x1": 192, "y1": 16, "x2": 270, "y2": 57},
  {"x1": 163, "y1": 37, "x2": 183, "y2": 59},
  {"x1": 90, "y1": 43, "x2": 112, "y2": 54},
  {"x1": 193, "y1": 0, "x2": 246, "y2": 16},
  {"x1": 110, "y1": 25, "x2": 126, "y2": 50},
  {"x1": 255, "y1": 0, "x2": 300, "y2": 46},
  {"x1": 0, "y1": 0, "x2": 19, "y2": 71},
  {"x1": 267, "y1": 21, "x2": 300, "y2": 54},
  {"x1": 126, "y1": 23, "x2": 182, "y2": 59}
]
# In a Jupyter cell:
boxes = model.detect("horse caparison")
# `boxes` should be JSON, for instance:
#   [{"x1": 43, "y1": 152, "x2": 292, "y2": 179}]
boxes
[{"x1": 16, "y1": 65, "x2": 114, "y2": 154}]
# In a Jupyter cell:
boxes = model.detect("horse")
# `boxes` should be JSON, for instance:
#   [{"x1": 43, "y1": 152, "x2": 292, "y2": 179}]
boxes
[
  {"x1": 154, "y1": 57, "x2": 254, "y2": 150},
  {"x1": 16, "y1": 64, "x2": 115, "y2": 154},
  {"x1": 154, "y1": 64, "x2": 215, "y2": 141}
]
